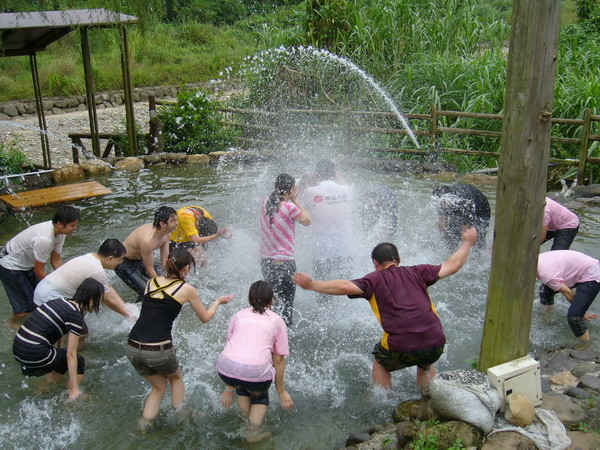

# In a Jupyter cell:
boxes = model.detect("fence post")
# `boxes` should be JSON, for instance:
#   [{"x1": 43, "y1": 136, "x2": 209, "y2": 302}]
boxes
[
  {"x1": 577, "y1": 108, "x2": 592, "y2": 185},
  {"x1": 430, "y1": 103, "x2": 438, "y2": 151}
]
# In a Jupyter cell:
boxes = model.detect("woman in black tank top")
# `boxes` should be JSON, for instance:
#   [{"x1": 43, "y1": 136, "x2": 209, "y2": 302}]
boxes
[{"x1": 126, "y1": 248, "x2": 234, "y2": 431}]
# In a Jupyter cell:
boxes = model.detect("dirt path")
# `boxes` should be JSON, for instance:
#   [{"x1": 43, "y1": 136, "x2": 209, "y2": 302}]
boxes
[{"x1": 0, "y1": 103, "x2": 150, "y2": 168}]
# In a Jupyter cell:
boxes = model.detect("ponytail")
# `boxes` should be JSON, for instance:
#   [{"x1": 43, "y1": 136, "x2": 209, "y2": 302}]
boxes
[
  {"x1": 266, "y1": 173, "x2": 295, "y2": 225},
  {"x1": 248, "y1": 280, "x2": 274, "y2": 315},
  {"x1": 163, "y1": 248, "x2": 195, "y2": 280}
]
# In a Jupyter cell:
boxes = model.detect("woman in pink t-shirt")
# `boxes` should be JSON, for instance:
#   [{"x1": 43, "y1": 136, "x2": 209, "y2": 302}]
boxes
[
  {"x1": 259, "y1": 173, "x2": 311, "y2": 326},
  {"x1": 217, "y1": 280, "x2": 293, "y2": 435}
]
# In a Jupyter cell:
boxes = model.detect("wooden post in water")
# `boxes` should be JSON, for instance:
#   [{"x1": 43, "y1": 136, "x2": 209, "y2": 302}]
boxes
[{"x1": 478, "y1": 1, "x2": 561, "y2": 371}]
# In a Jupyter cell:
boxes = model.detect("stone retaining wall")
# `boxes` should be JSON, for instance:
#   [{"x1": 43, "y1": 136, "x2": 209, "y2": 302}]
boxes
[{"x1": 0, "y1": 82, "x2": 211, "y2": 120}]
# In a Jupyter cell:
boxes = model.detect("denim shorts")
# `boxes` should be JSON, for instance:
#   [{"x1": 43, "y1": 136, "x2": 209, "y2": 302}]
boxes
[
  {"x1": 372, "y1": 342, "x2": 444, "y2": 371},
  {"x1": 125, "y1": 342, "x2": 179, "y2": 377}
]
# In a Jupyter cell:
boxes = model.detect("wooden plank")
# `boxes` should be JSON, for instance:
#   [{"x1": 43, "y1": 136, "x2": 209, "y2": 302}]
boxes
[{"x1": 0, "y1": 181, "x2": 112, "y2": 209}]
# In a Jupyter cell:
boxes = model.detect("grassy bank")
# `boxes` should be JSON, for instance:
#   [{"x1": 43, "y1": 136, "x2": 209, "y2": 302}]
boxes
[{"x1": 1, "y1": 0, "x2": 598, "y2": 173}]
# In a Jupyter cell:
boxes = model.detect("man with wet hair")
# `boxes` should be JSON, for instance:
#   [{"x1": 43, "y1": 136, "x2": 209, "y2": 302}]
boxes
[
  {"x1": 169, "y1": 205, "x2": 231, "y2": 259},
  {"x1": 0, "y1": 205, "x2": 80, "y2": 322},
  {"x1": 537, "y1": 250, "x2": 600, "y2": 349},
  {"x1": 301, "y1": 159, "x2": 353, "y2": 302},
  {"x1": 33, "y1": 238, "x2": 133, "y2": 319},
  {"x1": 294, "y1": 227, "x2": 477, "y2": 390},
  {"x1": 432, "y1": 183, "x2": 490, "y2": 250},
  {"x1": 115, "y1": 206, "x2": 178, "y2": 302}
]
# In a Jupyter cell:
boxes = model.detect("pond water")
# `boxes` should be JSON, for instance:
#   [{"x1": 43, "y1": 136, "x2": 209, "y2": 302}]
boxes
[{"x1": 0, "y1": 160, "x2": 598, "y2": 449}]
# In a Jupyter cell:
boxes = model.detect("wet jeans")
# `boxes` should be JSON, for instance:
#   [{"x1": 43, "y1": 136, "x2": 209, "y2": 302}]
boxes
[
  {"x1": 567, "y1": 280, "x2": 600, "y2": 337},
  {"x1": 261, "y1": 258, "x2": 295, "y2": 327}
]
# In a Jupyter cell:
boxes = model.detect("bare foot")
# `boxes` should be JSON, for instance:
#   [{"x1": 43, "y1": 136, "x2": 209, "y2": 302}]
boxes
[{"x1": 137, "y1": 417, "x2": 153, "y2": 434}]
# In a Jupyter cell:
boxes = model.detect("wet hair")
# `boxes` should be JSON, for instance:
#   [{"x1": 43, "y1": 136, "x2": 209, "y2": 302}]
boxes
[
  {"x1": 265, "y1": 173, "x2": 295, "y2": 225},
  {"x1": 315, "y1": 159, "x2": 336, "y2": 181},
  {"x1": 52, "y1": 206, "x2": 80, "y2": 225},
  {"x1": 197, "y1": 217, "x2": 219, "y2": 237},
  {"x1": 371, "y1": 242, "x2": 400, "y2": 264},
  {"x1": 164, "y1": 248, "x2": 195, "y2": 280},
  {"x1": 153, "y1": 206, "x2": 177, "y2": 229},
  {"x1": 248, "y1": 280, "x2": 273, "y2": 314},
  {"x1": 72, "y1": 278, "x2": 104, "y2": 314},
  {"x1": 97, "y1": 239, "x2": 126, "y2": 258}
]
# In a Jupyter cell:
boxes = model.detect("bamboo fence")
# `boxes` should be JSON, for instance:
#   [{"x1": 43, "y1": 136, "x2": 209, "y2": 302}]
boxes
[{"x1": 220, "y1": 105, "x2": 600, "y2": 184}]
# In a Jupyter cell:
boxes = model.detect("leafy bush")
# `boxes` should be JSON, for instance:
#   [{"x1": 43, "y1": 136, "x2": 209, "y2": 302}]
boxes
[
  {"x1": 0, "y1": 141, "x2": 34, "y2": 176},
  {"x1": 159, "y1": 89, "x2": 239, "y2": 154}
]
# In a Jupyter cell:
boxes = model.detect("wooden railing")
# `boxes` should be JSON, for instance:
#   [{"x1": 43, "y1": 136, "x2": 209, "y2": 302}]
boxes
[{"x1": 219, "y1": 105, "x2": 600, "y2": 183}]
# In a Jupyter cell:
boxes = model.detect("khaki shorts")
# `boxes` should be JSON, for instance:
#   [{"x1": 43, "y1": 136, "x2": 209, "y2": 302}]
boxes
[{"x1": 126, "y1": 342, "x2": 179, "y2": 377}]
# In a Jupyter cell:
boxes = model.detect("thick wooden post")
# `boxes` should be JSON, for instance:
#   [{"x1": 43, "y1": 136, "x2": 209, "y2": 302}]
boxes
[
  {"x1": 479, "y1": 0, "x2": 561, "y2": 371},
  {"x1": 577, "y1": 108, "x2": 592, "y2": 185}
]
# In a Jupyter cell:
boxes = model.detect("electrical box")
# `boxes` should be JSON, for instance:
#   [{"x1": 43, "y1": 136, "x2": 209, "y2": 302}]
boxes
[{"x1": 486, "y1": 355, "x2": 542, "y2": 410}]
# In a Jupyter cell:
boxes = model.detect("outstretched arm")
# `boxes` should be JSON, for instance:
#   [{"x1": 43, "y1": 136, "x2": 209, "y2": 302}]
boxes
[
  {"x1": 293, "y1": 272, "x2": 363, "y2": 296},
  {"x1": 438, "y1": 227, "x2": 477, "y2": 279},
  {"x1": 187, "y1": 287, "x2": 234, "y2": 323}
]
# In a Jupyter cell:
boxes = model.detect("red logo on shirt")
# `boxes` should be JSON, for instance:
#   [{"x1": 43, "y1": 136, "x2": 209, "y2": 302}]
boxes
[{"x1": 313, "y1": 195, "x2": 324, "y2": 203}]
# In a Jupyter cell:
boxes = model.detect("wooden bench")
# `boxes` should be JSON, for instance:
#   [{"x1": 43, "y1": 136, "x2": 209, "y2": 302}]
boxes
[
  {"x1": 68, "y1": 132, "x2": 128, "y2": 163},
  {"x1": 0, "y1": 181, "x2": 113, "y2": 209}
]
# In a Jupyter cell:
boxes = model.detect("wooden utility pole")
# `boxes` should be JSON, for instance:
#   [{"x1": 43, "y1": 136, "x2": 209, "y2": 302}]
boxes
[{"x1": 478, "y1": 1, "x2": 561, "y2": 371}]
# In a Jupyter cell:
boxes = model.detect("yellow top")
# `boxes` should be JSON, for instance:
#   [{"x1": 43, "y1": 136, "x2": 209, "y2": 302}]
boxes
[{"x1": 170, "y1": 206, "x2": 214, "y2": 243}]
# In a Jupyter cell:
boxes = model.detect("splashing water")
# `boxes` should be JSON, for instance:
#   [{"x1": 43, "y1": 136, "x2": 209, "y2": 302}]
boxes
[{"x1": 217, "y1": 46, "x2": 420, "y2": 149}]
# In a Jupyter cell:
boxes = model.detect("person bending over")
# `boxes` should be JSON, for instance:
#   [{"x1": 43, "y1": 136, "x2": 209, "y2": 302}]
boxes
[
  {"x1": 115, "y1": 206, "x2": 178, "y2": 302},
  {"x1": 294, "y1": 228, "x2": 477, "y2": 389},
  {"x1": 217, "y1": 280, "x2": 292, "y2": 440},
  {"x1": 34, "y1": 239, "x2": 132, "y2": 320},
  {"x1": 13, "y1": 278, "x2": 104, "y2": 401},
  {"x1": 0, "y1": 205, "x2": 79, "y2": 324},
  {"x1": 169, "y1": 205, "x2": 231, "y2": 263},
  {"x1": 537, "y1": 250, "x2": 600, "y2": 350},
  {"x1": 538, "y1": 197, "x2": 580, "y2": 305}
]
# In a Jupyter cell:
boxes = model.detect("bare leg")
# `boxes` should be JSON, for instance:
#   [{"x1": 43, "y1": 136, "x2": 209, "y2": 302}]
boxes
[
  {"x1": 166, "y1": 369, "x2": 184, "y2": 410},
  {"x1": 142, "y1": 374, "x2": 168, "y2": 420},
  {"x1": 372, "y1": 360, "x2": 392, "y2": 389},
  {"x1": 416, "y1": 365, "x2": 437, "y2": 388},
  {"x1": 248, "y1": 404, "x2": 268, "y2": 426},
  {"x1": 238, "y1": 395, "x2": 251, "y2": 417}
]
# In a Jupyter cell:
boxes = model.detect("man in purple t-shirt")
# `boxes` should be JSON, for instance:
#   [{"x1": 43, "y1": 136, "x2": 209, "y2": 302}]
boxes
[{"x1": 293, "y1": 228, "x2": 477, "y2": 389}]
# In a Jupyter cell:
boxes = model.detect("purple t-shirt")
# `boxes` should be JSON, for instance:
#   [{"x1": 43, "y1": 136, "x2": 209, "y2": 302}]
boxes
[{"x1": 350, "y1": 264, "x2": 445, "y2": 352}]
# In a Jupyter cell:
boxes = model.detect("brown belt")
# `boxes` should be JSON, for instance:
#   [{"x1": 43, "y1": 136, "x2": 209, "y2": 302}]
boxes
[{"x1": 128, "y1": 338, "x2": 172, "y2": 351}]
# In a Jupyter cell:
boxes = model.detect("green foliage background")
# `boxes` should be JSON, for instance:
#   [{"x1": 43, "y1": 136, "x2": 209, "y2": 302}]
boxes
[{"x1": 0, "y1": 0, "x2": 599, "y2": 172}]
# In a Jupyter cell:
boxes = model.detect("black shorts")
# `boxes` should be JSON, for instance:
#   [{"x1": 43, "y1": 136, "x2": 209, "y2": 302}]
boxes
[
  {"x1": 372, "y1": 342, "x2": 444, "y2": 372},
  {"x1": 218, "y1": 373, "x2": 272, "y2": 406},
  {"x1": 20, "y1": 349, "x2": 86, "y2": 377}
]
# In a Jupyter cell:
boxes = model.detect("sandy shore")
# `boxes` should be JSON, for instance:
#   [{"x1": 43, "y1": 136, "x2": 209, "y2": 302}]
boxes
[{"x1": 0, "y1": 103, "x2": 150, "y2": 168}]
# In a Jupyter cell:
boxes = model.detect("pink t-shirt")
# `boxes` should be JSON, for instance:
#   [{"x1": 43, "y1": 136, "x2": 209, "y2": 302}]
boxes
[
  {"x1": 260, "y1": 196, "x2": 301, "y2": 260},
  {"x1": 537, "y1": 250, "x2": 600, "y2": 291},
  {"x1": 216, "y1": 307, "x2": 289, "y2": 382},
  {"x1": 543, "y1": 197, "x2": 579, "y2": 231}
]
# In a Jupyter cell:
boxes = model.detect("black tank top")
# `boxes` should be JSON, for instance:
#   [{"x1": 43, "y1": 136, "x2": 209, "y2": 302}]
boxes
[{"x1": 129, "y1": 278, "x2": 184, "y2": 343}]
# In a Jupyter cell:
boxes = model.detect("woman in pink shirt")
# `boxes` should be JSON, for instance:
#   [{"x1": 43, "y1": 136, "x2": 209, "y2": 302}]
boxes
[
  {"x1": 537, "y1": 250, "x2": 600, "y2": 346},
  {"x1": 259, "y1": 173, "x2": 311, "y2": 326},
  {"x1": 539, "y1": 197, "x2": 580, "y2": 305},
  {"x1": 217, "y1": 280, "x2": 293, "y2": 434}
]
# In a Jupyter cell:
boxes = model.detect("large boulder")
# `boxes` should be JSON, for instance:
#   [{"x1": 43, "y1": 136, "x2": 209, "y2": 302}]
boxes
[
  {"x1": 52, "y1": 164, "x2": 85, "y2": 183},
  {"x1": 186, "y1": 154, "x2": 211, "y2": 164},
  {"x1": 114, "y1": 157, "x2": 145, "y2": 172},
  {"x1": 80, "y1": 159, "x2": 112, "y2": 176}
]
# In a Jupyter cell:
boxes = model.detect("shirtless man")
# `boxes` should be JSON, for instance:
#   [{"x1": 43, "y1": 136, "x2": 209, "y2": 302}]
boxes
[{"x1": 114, "y1": 206, "x2": 178, "y2": 302}]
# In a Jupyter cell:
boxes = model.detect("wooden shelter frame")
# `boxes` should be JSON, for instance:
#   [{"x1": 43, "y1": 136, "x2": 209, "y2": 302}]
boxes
[{"x1": 0, "y1": 9, "x2": 139, "y2": 168}]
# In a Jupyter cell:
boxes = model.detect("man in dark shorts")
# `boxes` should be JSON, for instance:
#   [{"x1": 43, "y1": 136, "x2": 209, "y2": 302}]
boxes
[{"x1": 294, "y1": 227, "x2": 477, "y2": 389}]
